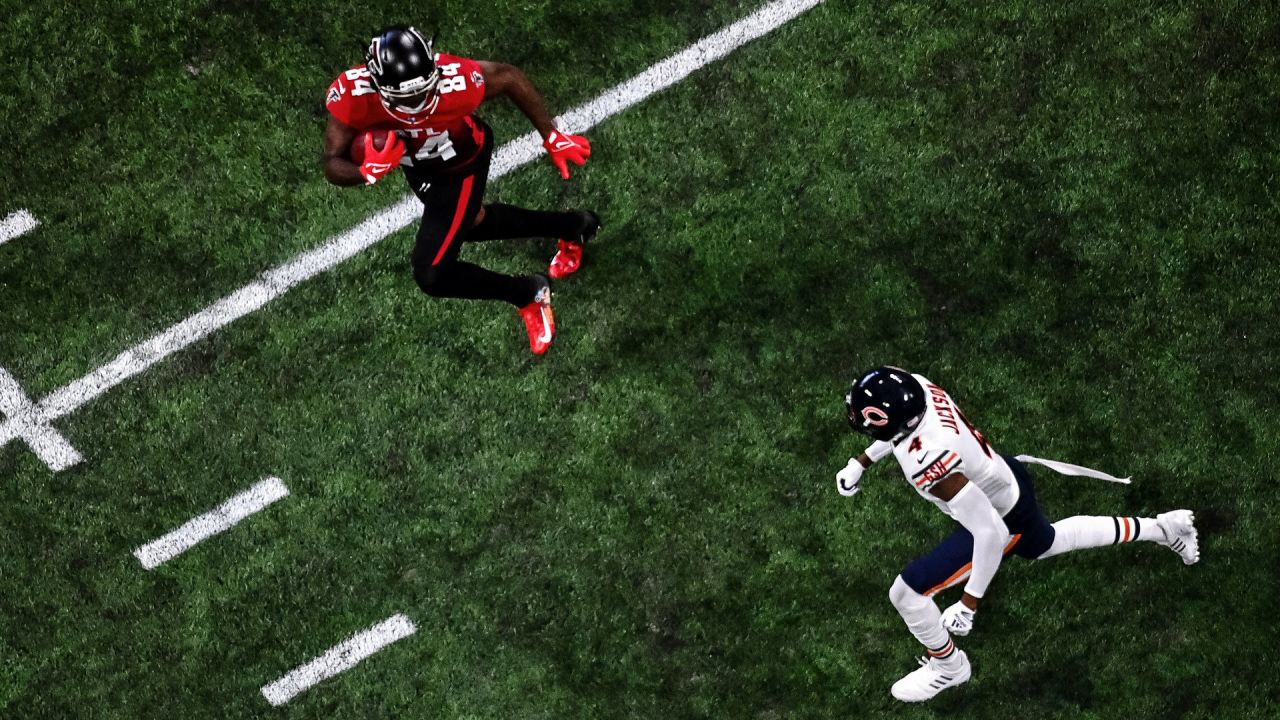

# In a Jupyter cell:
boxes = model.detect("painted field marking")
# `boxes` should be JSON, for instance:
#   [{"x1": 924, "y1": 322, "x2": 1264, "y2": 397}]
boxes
[
  {"x1": 0, "y1": 210, "x2": 40, "y2": 246},
  {"x1": 260, "y1": 614, "x2": 417, "y2": 706},
  {"x1": 133, "y1": 476, "x2": 289, "y2": 569},
  {"x1": 0, "y1": 366, "x2": 81, "y2": 471},
  {"x1": 0, "y1": 0, "x2": 826, "y2": 472}
]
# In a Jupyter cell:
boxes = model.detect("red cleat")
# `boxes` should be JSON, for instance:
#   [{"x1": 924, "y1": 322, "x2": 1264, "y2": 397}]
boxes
[
  {"x1": 549, "y1": 210, "x2": 600, "y2": 280},
  {"x1": 517, "y1": 274, "x2": 555, "y2": 355},
  {"x1": 549, "y1": 240, "x2": 582, "y2": 280}
]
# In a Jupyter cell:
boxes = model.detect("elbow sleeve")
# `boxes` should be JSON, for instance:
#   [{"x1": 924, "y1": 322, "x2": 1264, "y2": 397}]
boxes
[{"x1": 866, "y1": 440, "x2": 893, "y2": 463}]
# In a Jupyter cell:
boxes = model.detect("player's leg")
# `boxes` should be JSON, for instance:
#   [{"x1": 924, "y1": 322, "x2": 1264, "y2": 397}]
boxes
[
  {"x1": 441, "y1": 117, "x2": 597, "y2": 279},
  {"x1": 469, "y1": 203, "x2": 601, "y2": 280},
  {"x1": 888, "y1": 530, "x2": 975, "y2": 702},
  {"x1": 1036, "y1": 513, "x2": 1199, "y2": 564},
  {"x1": 999, "y1": 455, "x2": 1059, "y2": 561},
  {"x1": 410, "y1": 171, "x2": 533, "y2": 303},
  {"x1": 999, "y1": 457, "x2": 1201, "y2": 565},
  {"x1": 469, "y1": 203, "x2": 592, "y2": 242},
  {"x1": 408, "y1": 171, "x2": 555, "y2": 353}
]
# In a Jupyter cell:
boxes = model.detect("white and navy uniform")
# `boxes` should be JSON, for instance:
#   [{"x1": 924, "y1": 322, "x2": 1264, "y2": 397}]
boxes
[
  {"x1": 894, "y1": 375, "x2": 1019, "y2": 516},
  {"x1": 894, "y1": 375, "x2": 1057, "y2": 596}
]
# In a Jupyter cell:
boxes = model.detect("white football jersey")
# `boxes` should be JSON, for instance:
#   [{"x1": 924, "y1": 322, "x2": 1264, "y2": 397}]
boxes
[{"x1": 891, "y1": 374, "x2": 1020, "y2": 518}]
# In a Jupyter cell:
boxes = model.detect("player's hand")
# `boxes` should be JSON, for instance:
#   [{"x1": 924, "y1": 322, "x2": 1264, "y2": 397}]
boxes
[
  {"x1": 543, "y1": 130, "x2": 590, "y2": 179},
  {"x1": 361, "y1": 131, "x2": 405, "y2": 185},
  {"x1": 836, "y1": 458, "x2": 866, "y2": 497},
  {"x1": 941, "y1": 601, "x2": 976, "y2": 636}
]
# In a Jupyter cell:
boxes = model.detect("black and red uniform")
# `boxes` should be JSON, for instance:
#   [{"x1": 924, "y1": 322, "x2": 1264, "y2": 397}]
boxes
[{"x1": 326, "y1": 54, "x2": 537, "y2": 305}]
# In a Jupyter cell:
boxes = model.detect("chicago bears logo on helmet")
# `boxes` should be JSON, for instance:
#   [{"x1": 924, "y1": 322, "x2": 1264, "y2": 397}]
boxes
[
  {"x1": 861, "y1": 406, "x2": 890, "y2": 426},
  {"x1": 845, "y1": 366, "x2": 927, "y2": 442}
]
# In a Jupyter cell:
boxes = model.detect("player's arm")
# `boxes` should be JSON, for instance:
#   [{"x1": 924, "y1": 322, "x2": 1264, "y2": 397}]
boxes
[
  {"x1": 322, "y1": 115, "x2": 405, "y2": 186},
  {"x1": 476, "y1": 61, "x2": 556, "y2": 135},
  {"x1": 321, "y1": 115, "x2": 366, "y2": 187},
  {"x1": 836, "y1": 441, "x2": 892, "y2": 496},
  {"x1": 476, "y1": 60, "x2": 590, "y2": 179},
  {"x1": 930, "y1": 472, "x2": 1009, "y2": 611},
  {"x1": 862, "y1": 440, "x2": 893, "y2": 466}
]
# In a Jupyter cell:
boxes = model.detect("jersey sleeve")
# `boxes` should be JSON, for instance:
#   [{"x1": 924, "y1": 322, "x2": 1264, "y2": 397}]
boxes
[
  {"x1": 435, "y1": 54, "x2": 487, "y2": 114},
  {"x1": 325, "y1": 68, "x2": 383, "y2": 127},
  {"x1": 325, "y1": 74, "x2": 360, "y2": 125},
  {"x1": 906, "y1": 446, "x2": 965, "y2": 492}
]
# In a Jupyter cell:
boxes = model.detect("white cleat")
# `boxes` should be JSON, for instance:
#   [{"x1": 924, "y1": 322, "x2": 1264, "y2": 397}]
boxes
[
  {"x1": 1157, "y1": 509, "x2": 1200, "y2": 565},
  {"x1": 890, "y1": 650, "x2": 971, "y2": 703}
]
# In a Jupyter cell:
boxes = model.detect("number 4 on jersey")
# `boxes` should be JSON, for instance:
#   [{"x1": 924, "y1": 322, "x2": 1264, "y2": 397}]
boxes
[{"x1": 411, "y1": 129, "x2": 456, "y2": 163}]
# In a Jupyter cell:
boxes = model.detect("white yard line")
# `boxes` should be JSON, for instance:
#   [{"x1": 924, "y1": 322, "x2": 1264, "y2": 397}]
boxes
[
  {"x1": 0, "y1": 366, "x2": 81, "y2": 471},
  {"x1": 260, "y1": 614, "x2": 417, "y2": 706},
  {"x1": 0, "y1": 0, "x2": 826, "y2": 471},
  {"x1": 0, "y1": 210, "x2": 40, "y2": 246},
  {"x1": 133, "y1": 477, "x2": 289, "y2": 569}
]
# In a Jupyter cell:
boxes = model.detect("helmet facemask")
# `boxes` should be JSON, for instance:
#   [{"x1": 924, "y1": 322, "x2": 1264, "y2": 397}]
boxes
[{"x1": 374, "y1": 74, "x2": 441, "y2": 119}]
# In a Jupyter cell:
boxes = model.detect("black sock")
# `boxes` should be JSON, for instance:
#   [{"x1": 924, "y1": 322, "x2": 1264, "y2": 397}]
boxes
[
  {"x1": 415, "y1": 260, "x2": 536, "y2": 306},
  {"x1": 469, "y1": 203, "x2": 581, "y2": 242}
]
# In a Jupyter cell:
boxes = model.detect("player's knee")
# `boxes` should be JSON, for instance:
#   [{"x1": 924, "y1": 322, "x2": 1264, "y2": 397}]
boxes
[
  {"x1": 412, "y1": 260, "x2": 447, "y2": 296},
  {"x1": 1035, "y1": 524, "x2": 1067, "y2": 560},
  {"x1": 889, "y1": 575, "x2": 921, "y2": 610}
]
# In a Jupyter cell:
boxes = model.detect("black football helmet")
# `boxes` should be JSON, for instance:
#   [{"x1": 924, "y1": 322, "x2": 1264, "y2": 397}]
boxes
[
  {"x1": 845, "y1": 366, "x2": 927, "y2": 442},
  {"x1": 365, "y1": 25, "x2": 441, "y2": 121}
]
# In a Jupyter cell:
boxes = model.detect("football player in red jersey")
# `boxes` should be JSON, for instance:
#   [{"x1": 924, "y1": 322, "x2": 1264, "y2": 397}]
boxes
[{"x1": 321, "y1": 25, "x2": 601, "y2": 354}]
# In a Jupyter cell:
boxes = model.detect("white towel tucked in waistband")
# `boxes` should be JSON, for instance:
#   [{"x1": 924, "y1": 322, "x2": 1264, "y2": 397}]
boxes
[{"x1": 1014, "y1": 455, "x2": 1131, "y2": 484}]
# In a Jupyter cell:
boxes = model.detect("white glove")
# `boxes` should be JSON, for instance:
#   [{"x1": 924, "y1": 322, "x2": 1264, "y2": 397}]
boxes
[
  {"x1": 941, "y1": 601, "x2": 976, "y2": 636},
  {"x1": 836, "y1": 458, "x2": 866, "y2": 497}
]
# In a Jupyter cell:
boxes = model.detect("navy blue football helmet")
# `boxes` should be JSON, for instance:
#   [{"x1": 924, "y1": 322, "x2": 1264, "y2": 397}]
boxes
[{"x1": 846, "y1": 366, "x2": 926, "y2": 442}]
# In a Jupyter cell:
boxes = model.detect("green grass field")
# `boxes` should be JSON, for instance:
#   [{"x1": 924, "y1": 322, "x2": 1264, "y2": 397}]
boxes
[{"x1": 2, "y1": 0, "x2": 1278, "y2": 717}]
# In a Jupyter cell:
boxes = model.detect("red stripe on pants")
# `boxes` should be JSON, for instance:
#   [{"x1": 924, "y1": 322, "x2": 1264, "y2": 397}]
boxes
[{"x1": 432, "y1": 174, "x2": 476, "y2": 266}]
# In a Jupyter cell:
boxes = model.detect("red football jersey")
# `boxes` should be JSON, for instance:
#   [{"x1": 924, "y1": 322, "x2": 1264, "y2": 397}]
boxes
[{"x1": 326, "y1": 53, "x2": 490, "y2": 173}]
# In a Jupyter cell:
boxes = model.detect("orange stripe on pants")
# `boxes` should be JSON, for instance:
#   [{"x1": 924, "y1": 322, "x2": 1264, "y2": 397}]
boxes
[{"x1": 923, "y1": 534, "x2": 1023, "y2": 597}]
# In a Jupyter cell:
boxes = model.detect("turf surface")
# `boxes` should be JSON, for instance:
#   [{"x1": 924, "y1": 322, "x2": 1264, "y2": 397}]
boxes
[{"x1": 1, "y1": 1, "x2": 1278, "y2": 718}]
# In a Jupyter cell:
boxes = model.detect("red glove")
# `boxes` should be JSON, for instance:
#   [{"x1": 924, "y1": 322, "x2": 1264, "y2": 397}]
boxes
[
  {"x1": 542, "y1": 130, "x2": 590, "y2": 179},
  {"x1": 361, "y1": 131, "x2": 405, "y2": 185}
]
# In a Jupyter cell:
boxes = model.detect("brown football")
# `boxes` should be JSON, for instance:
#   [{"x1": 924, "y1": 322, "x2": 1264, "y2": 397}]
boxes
[{"x1": 349, "y1": 131, "x2": 392, "y2": 164}]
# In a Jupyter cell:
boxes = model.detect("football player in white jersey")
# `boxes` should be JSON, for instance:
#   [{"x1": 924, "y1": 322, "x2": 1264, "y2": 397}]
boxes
[{"x1": 836, "y1": 366, "x2": 1200, "y2": 703}]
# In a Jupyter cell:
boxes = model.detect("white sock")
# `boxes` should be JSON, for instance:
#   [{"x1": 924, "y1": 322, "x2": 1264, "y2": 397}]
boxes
[
  {"x1": 1037, "y1": 515, "x2": 1164, "y2": 559},
  {"x1": 889, "y1": 576, "x2": 962, "y2": 669}
]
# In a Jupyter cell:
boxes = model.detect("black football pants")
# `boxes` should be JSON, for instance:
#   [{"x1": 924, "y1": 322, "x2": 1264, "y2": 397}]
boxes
[{"x1": 405, "y1": 140, "x2": 537, "y2": 307}]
